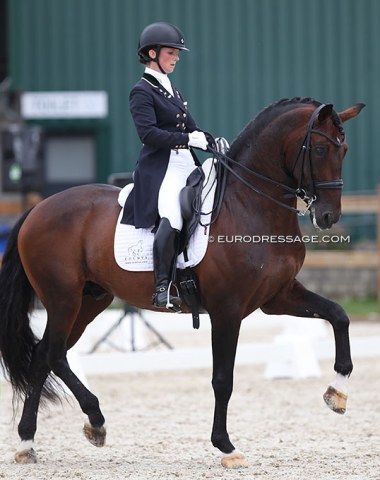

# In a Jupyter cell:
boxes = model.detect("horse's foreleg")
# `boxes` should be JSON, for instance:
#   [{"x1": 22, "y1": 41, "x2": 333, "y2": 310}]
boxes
[
  {"x1": 210, "y1": 315, "x2": 249, "y2": 469},
  {"x1": 262, "y1": 279, "x2": 353, "y2": 414}
]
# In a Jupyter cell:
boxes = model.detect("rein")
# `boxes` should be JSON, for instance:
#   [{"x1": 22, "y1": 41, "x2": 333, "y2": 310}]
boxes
[{"x1": 207, "y1": 103, "x2": 344, "y2": 217}]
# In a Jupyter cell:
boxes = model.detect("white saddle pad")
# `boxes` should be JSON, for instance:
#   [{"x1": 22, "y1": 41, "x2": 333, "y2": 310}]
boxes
[{"x1": 114, "y1": 157, "x2": 217, "y2": 271}]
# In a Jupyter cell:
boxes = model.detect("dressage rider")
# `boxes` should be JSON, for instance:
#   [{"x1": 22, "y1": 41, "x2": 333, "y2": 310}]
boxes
[{"x1": 122, "y1": 22, "x2": 210, "y2": 310}]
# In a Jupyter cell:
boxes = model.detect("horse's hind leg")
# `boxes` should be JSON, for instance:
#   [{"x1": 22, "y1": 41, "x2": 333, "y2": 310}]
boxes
[
  {"x1": 16, "y1": 291, "x2": 113, "y2": 463},
  {"x1": 46, "y1": 293, "x2": 114, "y2": 448},
  {"x1": 262, "y1": 279, "x2": 353, "y2": 414},
  {"x1": 15, "y1": 335, "x2": 52, "y2": 463},
  {"x1": 15, "y1": 295, "x2": 85, "y2": 463},
  {"x1": 59, "y1": 293, "x2": 114, "y2": 447},
  {"x1": 52, "y1": 358, "x2": 107, "y2": 447}
]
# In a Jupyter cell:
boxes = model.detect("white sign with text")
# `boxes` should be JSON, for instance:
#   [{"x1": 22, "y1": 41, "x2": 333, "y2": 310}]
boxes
[{"x1": 21, "y1": 91, "x2": 108, "y2": 119}]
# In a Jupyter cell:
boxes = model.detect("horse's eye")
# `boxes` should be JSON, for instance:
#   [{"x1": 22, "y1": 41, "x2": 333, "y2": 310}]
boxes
[{"x1": 315, "y1": 145, "x2": 327, "y2": 157}]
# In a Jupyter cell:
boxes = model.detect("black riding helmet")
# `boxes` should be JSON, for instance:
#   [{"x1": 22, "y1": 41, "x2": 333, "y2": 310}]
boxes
[{"x1": 137, "y1": 22, "x2": 189, "y2": 72}]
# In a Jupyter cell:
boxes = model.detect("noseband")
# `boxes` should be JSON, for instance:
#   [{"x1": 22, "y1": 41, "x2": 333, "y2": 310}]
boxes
[{"x1": 208, "y1": 103, "x2": 345, "y2": 216}]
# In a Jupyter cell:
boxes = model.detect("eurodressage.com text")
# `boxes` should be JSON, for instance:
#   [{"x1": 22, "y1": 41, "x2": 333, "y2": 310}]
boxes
[{"x1": 209, "y1": 235, "x2": 351, "y2": 244}]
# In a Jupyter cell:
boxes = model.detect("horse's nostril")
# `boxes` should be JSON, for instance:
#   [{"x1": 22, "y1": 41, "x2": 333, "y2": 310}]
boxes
[{"x1": 323, "y1": 211, "x2": 334, "y2": 227}]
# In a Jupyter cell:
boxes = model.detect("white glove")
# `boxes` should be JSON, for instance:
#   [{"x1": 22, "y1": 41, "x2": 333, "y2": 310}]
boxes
[
  {"x1": 215, "y1": 137, "x2": 230, "y2": 154},
  {"x1": 188, "y1": 131, "x2": 208, "y2": 150}
]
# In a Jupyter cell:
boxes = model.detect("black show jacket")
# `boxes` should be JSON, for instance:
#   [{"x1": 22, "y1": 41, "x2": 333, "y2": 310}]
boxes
[{"x1": 122, "y1": 73, "x2": 201, "y2": 228}]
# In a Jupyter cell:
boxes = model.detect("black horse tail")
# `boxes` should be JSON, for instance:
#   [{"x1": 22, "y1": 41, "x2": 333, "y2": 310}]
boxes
[{"x1": 0, "y1": 209, "x2": 57, "y2": 403}]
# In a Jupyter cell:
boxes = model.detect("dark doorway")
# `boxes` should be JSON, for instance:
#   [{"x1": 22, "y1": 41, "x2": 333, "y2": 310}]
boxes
[{"x1": 42, "y1": 129, "x2": 97, "y2": 197}]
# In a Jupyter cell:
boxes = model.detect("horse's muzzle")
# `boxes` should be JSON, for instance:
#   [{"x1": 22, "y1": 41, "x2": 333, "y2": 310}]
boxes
[{"x1": 311, "y1": 207, "x2": 340, "y2": 230}]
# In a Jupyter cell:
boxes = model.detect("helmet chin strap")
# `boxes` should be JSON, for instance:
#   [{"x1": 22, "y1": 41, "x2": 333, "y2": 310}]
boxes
[
  {"x1": 157, "y1": 62, "x2": 167, "y2": 74},
  {"x1": 150, "y1": 46, "x2": 167, "y2": 74}
]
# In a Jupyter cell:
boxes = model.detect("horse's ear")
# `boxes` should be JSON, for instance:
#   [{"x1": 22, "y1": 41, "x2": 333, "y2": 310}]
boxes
[
  {"x1": 338, "y1": 103, "x2": 366, "y2": 123},
  {"x1": 317, "y1": 104, "x2": 333, "y2": 123}
]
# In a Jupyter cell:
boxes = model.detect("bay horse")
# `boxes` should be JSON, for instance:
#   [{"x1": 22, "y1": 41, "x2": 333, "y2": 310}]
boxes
[{"x1": 0, "y1": 98, "x2": 364, "y2": 468}]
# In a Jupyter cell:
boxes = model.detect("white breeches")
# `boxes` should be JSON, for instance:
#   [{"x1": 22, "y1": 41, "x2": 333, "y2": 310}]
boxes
[{"x1": 158, "y1": 149, "x2": 196, "y2": 230}]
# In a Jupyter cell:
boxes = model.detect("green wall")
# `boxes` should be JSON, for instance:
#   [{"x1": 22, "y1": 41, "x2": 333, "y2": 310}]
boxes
[{"x1": 7, "y1": 0, "x2": 380, "y2": 191}]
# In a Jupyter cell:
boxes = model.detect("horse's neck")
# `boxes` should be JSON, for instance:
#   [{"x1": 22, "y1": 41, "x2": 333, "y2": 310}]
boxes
[
  {"x1": 220, "y1": 149, "x2": 299, "y2": 229},
  {"x1": 227, "y1": 147, "x2": 293, "y2": 199}
]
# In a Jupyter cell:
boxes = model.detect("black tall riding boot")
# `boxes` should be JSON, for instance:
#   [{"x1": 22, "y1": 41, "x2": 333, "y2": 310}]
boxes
[{"x1": 153, "y1": 217, "x2": 181, "y2": 310}]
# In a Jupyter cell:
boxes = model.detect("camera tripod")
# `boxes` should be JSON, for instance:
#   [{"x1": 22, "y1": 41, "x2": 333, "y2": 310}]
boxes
[{"x1": 88, "y1": 303, "x2": 173, "y2": 353}]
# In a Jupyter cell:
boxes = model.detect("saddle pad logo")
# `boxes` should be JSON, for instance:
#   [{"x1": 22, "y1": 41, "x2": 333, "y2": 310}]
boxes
[{"x1": 127, "y1": 240, "x2": 149, "y2": 263}]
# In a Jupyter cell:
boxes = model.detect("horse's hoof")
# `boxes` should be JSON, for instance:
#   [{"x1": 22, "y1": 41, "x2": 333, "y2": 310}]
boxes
[
  {"x1": 221, "y1": 450, "x2": 249, "y2": 469},
  {"x1": 83, "y1": 422, "x2": 106, "y2": 447},
  {"x1": 323, "y1": 386, "x2": 347, "y2": 414},
  {"x1": 15, "y1": 448, "x2": 37, "y2": 464}
]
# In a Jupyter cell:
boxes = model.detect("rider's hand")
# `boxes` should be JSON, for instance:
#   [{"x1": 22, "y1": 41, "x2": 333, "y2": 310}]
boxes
[{"x1": 188, "y1": 131, "x2": 208, "y2": 150}]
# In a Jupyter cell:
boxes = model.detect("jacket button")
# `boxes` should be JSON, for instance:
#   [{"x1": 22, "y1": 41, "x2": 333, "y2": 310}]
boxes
[
  {"x1": 176, "y1": 113, "x2": 180, "y2": 118},
  {"x1": 183, "y1": 113, "x2": 187, "y2": 118}
]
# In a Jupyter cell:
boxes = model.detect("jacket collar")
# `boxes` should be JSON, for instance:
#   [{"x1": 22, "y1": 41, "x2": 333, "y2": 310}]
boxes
[{"x1": 142, "y1": 73, "x2": 187, "y2": 112}]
